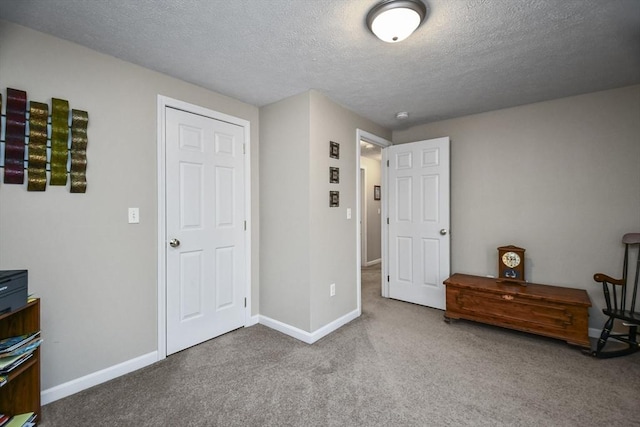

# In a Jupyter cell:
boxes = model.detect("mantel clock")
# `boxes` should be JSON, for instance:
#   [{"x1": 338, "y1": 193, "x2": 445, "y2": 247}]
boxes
[{"x1": 497, "y1": 245, "x2": 526, "y2": 284}]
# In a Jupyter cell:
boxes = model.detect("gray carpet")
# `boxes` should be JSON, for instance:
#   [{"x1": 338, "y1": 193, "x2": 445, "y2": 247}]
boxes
[{"x1": 42, "y1": 265, "x2": 640, "y2": 426}]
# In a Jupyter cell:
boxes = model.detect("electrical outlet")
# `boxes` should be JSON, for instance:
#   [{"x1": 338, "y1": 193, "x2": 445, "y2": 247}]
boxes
[
  {"x1": 128, "y1": 207, "x2": 140, "y2": 224},
  {"x1": 330, "y1": 283, "x2": 336, "y2": 297}
]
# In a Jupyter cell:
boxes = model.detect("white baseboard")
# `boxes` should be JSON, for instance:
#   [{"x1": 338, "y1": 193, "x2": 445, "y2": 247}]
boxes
[
  {"x1": 247, "y1": 314, "x2": 260, "y2": 326},
  {"x1": 259, "y1": 309, "x2": 360, "y2": 344},
  {"x1": 589, "y1": 327, "x2": 601, "y2": 339},
  {"x1": 364, "y1": 258, "x2": 381, "y2": 267},
  {"x1": 41, "y1": 351, "x2": 158, "y2": 405}
]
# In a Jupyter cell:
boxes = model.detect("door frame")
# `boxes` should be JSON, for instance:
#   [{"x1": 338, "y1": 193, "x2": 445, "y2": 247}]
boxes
[
  {"x1": 356, "y1": 129, "x2": 391, "y2": 313},
  {"x1": 360, "y1": 167, "x2": 367, "y2": 267},
  {"x1": 156, "y1": 95, "x2": 252, "y2": 360}
]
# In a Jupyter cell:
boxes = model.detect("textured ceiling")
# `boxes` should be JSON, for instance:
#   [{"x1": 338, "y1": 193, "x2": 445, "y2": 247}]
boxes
[{"x1": 1, "y1": 0, "x2": 639, "y2": 130}]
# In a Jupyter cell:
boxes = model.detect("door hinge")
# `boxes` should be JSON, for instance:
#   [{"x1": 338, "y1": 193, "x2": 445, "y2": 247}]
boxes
[
  {"x1": 386, "y1": 160, "x2": 389, "y2": 167},
  {"x1": 243, "y1": 144, "x2": 246, "y2": 155},
  {"x1": 244, "y1": 220, "x2": 247, "y2": 231},
  {"x1": 244, "y1": 297, "x2": 247, "y2": 308},
  {"x1": 387, "y1": 217, "x2": 389, "y2": 225},
  {"x1": 387, "y1": 275, "x2": 390, "y2": 282}
]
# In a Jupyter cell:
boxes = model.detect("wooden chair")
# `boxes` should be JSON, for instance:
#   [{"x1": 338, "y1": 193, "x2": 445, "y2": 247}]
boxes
[{"x1": 591, "y1": 233, "x2": 640, "y2": 358}]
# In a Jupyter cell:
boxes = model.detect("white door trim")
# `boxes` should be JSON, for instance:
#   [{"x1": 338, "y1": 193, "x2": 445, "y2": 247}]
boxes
[
  {"x1": 157, "y1": 95, "x2": 251, "y2": 361},
  {"x1": 356, "y1": 129, "x2": 391, "y2": 314},
  {"x1": 360, "y1": 167, "x2": 367, "y2": 267},
  {"x1": 381, "y1": 147, "x2": 389, "y2": 298}
]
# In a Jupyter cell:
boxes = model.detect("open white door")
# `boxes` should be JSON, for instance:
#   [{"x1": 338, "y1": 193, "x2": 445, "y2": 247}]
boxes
[
  {"x1": 387, "y1": 137, "x2": 450, "y2": 309},
  {"x1": 165, "y1": 106, "x2": 246, "y2": 355}
]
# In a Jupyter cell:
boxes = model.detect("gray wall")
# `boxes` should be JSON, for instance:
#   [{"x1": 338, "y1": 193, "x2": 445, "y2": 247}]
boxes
[
  {"x1": 0, "y1": 21, "x2": 260, "y2": 390},
  {"x1": 308, "y1": 91, "x2": 389, "y2": 331},
  {"x1": 360, "y1": 156, "x2": 382, "y2": 264},
  {"x1": 393, "y1": 85, "x2": 640, "y2": 327},
  {"x1": 259, "y1": 92, "x2": 311, "y2": 330},
  {"x1": 260, "y1": 90, "x2": 390, "y2": 333}
]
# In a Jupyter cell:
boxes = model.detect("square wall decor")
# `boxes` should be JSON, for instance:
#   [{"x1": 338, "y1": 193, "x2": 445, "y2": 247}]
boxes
[
  {"x1": 330, "y1": 191, "x2": 339, "y2": 207},
  {"x1": 329, "y1": 141, "x2": 340, "y2": 159},
  {"x1": 329, "y1": 167, "x2": 339, "y2": 184}
]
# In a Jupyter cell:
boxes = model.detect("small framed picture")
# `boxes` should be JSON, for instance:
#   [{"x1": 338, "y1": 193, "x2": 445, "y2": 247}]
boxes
[
  {"x1": 374, "y1": 185, "x2": 381, "y2": 200},
  {"x1": 330, "y1": 191, "x2": 339, "y2": 207},
  {"x1": 329, "y1": 141, "x2": 340, "y2": 159},
  {"x1": 329, "y1": 167, "x2": 339, "y2": 184}
]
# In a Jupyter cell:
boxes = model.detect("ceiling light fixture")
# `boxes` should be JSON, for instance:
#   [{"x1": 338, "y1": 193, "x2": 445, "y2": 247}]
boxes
[
  {"x1": 396, "y1": 111, "x2": 409, "y2": 120},
  {"x1": 366, "y1": 0, "x2": 427, "y2": 43}
]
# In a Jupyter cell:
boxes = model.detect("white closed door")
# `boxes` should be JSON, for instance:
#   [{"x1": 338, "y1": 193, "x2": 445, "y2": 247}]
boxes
[
  {"x1": 387, "y1": 137, "x2": 450, "y2": 309},
  {"x1": 166, "y1": 107, "x2": 246, "y2": 355}
]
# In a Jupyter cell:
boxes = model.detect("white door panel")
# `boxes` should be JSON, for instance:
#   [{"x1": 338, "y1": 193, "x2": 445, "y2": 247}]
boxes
[
  {"x1": 388, "y1": 137, "x2": 450, "y2": 309},
  {"x1": 180, "y1": 250, "x2": 204, "y2": 320},
  {"x1": 166, "y1": 107, "x2": 246, "y2": 355}
]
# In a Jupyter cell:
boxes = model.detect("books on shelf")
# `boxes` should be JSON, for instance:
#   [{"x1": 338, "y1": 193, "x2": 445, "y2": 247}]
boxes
[
  {"x1": 0, "y1": 298, "x2": 40, "y2": 426},
  {"x1": 0, "y1": 332, "x2": 42, "y2": 376},
  {"x1": 0, "y1": 332, "x2": 40, "y2": 355},
  {"x1": 2, "y1": 412, "x2": 36, "y2": 427},
  {"x1": 0, "y1": 332, "x2": 41, "y2": 365},
  {"x1": 0, "y1": 353, "x2": 33, "y2": 375},
  {"x1": 0, "y1": 338, "x2": 43, "y2": 359}
]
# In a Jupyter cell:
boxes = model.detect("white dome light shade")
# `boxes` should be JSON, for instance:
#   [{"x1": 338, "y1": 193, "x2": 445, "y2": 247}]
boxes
[
  {"x1": 367, "y1": 0, "x2": 427, "y2": 43},
  {"x1": 371, "y1": 7, "x2": 421, "y2": 42}
]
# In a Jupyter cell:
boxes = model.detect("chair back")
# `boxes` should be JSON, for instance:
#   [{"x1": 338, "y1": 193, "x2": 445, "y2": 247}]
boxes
[
  {"x1": 592, "y1": 233, "x2": 640, "y2": 358},
  {"x1": 622, "y1": 233, "x2": 640, "y2": 313}
]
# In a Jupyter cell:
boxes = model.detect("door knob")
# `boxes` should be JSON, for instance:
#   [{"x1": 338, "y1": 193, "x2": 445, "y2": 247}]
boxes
[
  {"x1": 440, "y1": 229, "x2": 448, "y2": 235},
  {"x1": 169, "y1": 238, "x2": 180, "y2": 248}
]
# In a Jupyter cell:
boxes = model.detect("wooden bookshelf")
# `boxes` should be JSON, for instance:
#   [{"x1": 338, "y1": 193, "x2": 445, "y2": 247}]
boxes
[{"x1": 0, "y1": 299, "x2": 40, "y2": 423}]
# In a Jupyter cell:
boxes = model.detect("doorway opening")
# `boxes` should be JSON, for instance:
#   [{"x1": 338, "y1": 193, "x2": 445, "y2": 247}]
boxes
[
  {"x1": 356, "y1": 129, "x2": 391, "y2": 315},
  {"x1": 360, "y1": 144, "x2": 382, "y2": 267}
]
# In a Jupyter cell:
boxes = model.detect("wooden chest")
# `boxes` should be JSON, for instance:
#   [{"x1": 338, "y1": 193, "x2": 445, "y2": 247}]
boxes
[{"x1": 444, "y1": 273, "x2": 591, "y2": 348}]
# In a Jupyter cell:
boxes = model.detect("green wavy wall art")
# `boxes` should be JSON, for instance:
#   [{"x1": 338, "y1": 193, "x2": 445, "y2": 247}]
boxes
[
  {"x1": 27, "y1": 101, "x2": 49, "y2": 191},
  {"x1": 70, "y1": 109, "x2": 88, "y2": 193},
  {"x1": 1, "y1": 89, "x2": 89, "y2": 192},
  {"x1": 50, "y1": 98, "x2": 69, "y2": 186}
]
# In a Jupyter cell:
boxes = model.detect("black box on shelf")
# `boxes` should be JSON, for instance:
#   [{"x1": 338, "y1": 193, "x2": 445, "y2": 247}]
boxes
[{"x1": 0, "y1": 270, "x2": 28, "y2": 314}]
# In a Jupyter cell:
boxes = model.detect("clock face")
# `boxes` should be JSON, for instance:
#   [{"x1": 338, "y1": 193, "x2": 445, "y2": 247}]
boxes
[{"x1": 502, "y1": 251, "x2": 521, "y2": 268}]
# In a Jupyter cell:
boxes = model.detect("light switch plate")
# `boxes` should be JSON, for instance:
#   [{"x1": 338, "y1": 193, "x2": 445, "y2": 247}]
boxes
[{"x1": 346, "y1": 208, "x2": 352, "y2": 219}]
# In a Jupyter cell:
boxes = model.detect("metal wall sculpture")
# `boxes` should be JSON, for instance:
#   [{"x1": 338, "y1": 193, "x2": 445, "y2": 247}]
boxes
[
  {"x1": 0, "y1": 87, "x2": 89, "y2": 193},
  {"x1": 50, "y1": 98, "x2": 69, "y2": 186},
  {"x1": 70, "y1": 109, "x2": 88, "y2": 193},
  {"x1": 4, "y1": 88, "x2": 27, "y2": 184},
  {"x1": 27, "y1": 101, "x2": 49, "y2": 191}
]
